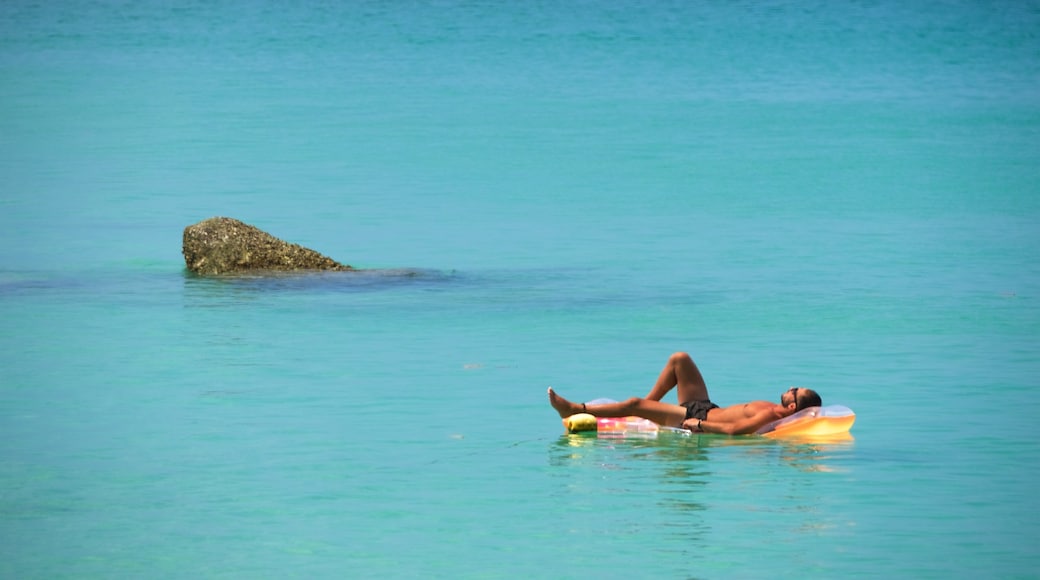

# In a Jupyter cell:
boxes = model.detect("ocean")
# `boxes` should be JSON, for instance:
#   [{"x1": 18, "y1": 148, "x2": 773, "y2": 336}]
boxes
[{"x1": 2, "y1": 0, "x2": 1039, "y2": 577}]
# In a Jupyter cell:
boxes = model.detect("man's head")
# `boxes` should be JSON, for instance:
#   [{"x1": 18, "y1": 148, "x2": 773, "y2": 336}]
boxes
[{"x1": 783, "y1": 387, "x2": 822, "y2": 412}]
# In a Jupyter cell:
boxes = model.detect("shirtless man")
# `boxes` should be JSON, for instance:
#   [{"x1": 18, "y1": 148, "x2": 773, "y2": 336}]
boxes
[{"x1": 548, "y1": 351, "x2": 822, "y2": 435}]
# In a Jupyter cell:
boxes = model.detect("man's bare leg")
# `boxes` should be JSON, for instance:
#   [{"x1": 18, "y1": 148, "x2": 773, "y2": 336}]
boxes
[
  {"x1": 548, "y1": 387, "x2": 687, "y2": 428},
  {"x1": 643, "y1": 352, "x2": 710, "y2": 405}
]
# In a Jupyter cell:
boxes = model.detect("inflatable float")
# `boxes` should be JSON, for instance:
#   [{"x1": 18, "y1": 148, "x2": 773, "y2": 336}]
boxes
[
  {"x1": 755, "y1": 405, "x2": 856, "y2": 438},
  {"x1": 563, "y1": 403, "x2": 855, "y2": 440}
]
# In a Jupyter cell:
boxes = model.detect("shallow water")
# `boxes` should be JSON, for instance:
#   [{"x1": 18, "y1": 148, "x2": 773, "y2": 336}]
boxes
[{"x1": 2, "y1": 1, "x2": 1039, "y2": 577}]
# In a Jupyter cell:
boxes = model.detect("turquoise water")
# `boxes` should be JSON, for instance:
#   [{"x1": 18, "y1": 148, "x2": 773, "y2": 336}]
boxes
[{"x1": 2, "y1": 1, "x2": 1039, "y2": 577}]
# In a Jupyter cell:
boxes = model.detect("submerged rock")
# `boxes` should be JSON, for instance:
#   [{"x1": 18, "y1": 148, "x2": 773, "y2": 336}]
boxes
[{"x1": 182, "y1": 217, "x2": 353, "y2": 275}]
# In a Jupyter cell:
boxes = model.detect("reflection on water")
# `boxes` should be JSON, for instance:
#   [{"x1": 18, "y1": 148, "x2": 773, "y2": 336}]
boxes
[
  {"x1": 546, "y1": 430, "x2": 860, "y2": 567},
  {"x1": 544, "y1": 430, "x2": 861, "y2": 565},
  {"x1": 549, "y1": 431, "x2": 856, "y2": 475},
  {"x1": 182, "y1": 268, "x2": 457, "y2": 304}
]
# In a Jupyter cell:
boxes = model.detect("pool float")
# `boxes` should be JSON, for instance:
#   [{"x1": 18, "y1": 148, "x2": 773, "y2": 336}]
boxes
[
  {"x1": 563, "y1": 398, "x2": 686, "y2": 438},
  {"x1": 564, "y1": 413, "x2": 689, "y2": 438},
  {"x1": 755, "y1": 405, "x2": 856, "y2": 438},
  {"x1": 563, "y1": 402, "x2": 855, "y2": 439}
]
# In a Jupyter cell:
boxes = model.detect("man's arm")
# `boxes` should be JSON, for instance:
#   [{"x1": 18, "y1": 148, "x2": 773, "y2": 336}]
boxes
[{"x1": 683, "y1": 408, "x2": 779, "y2": 436}]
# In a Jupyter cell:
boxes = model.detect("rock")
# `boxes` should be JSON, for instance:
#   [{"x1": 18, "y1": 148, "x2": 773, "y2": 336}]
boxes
[{"x1": 182, "y1": 217, "x2": 353, "y2": 275}]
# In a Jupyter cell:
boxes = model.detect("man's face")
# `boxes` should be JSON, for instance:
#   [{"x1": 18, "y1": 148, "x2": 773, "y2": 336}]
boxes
[{"x1": 783, "y1": 387, "x2": 800, "y2": 408}]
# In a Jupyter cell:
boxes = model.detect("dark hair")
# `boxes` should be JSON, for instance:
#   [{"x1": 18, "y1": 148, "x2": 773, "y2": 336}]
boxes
[{"x1": 797, "y1": 389, "x2": 822, "y2": 411}]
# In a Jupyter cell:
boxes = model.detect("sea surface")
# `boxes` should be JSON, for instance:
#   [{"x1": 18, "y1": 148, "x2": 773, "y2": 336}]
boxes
[{"x1": 2, "y1": 1, "x2": 1039, "y2": 578}]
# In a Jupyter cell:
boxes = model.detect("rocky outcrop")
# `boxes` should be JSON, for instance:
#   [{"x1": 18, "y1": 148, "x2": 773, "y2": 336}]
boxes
[{"x1": 182, "y1": 217, "x2": 353, "y2": 275}]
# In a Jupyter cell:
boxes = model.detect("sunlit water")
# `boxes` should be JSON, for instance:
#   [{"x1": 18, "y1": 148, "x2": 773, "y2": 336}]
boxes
[{"x1": 2, "y1": 1, "x2": 1039, "y2": 577}]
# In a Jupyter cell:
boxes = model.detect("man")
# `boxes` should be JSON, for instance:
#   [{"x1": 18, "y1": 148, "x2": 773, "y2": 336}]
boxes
[{"x1": 548, "y1": 351, "x2": 822, "y2": 435}]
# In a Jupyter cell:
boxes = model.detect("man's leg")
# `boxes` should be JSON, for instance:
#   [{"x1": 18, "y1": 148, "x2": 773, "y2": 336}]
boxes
[
  {"x1": 548, "y1": 388, "x2": 687, "y2": 428},
  {"x1": 643, "y1": 351, "x2": 710, "y2": 405}
]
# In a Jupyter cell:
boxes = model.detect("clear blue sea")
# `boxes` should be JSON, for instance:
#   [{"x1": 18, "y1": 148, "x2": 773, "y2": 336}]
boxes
[{"x1": 2, "y1": 1, "x2": 1039, "y2": 577}]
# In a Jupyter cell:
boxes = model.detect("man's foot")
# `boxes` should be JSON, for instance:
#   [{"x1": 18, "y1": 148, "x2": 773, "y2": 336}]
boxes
[{"x1": 548, "y1": 387, "x2": 584, "y2": 418}]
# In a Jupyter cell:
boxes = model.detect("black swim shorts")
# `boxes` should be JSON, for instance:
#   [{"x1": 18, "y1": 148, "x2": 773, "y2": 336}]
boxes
[{"x1": 681, "y1": 400, "x2": 719, "y2": 421}]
